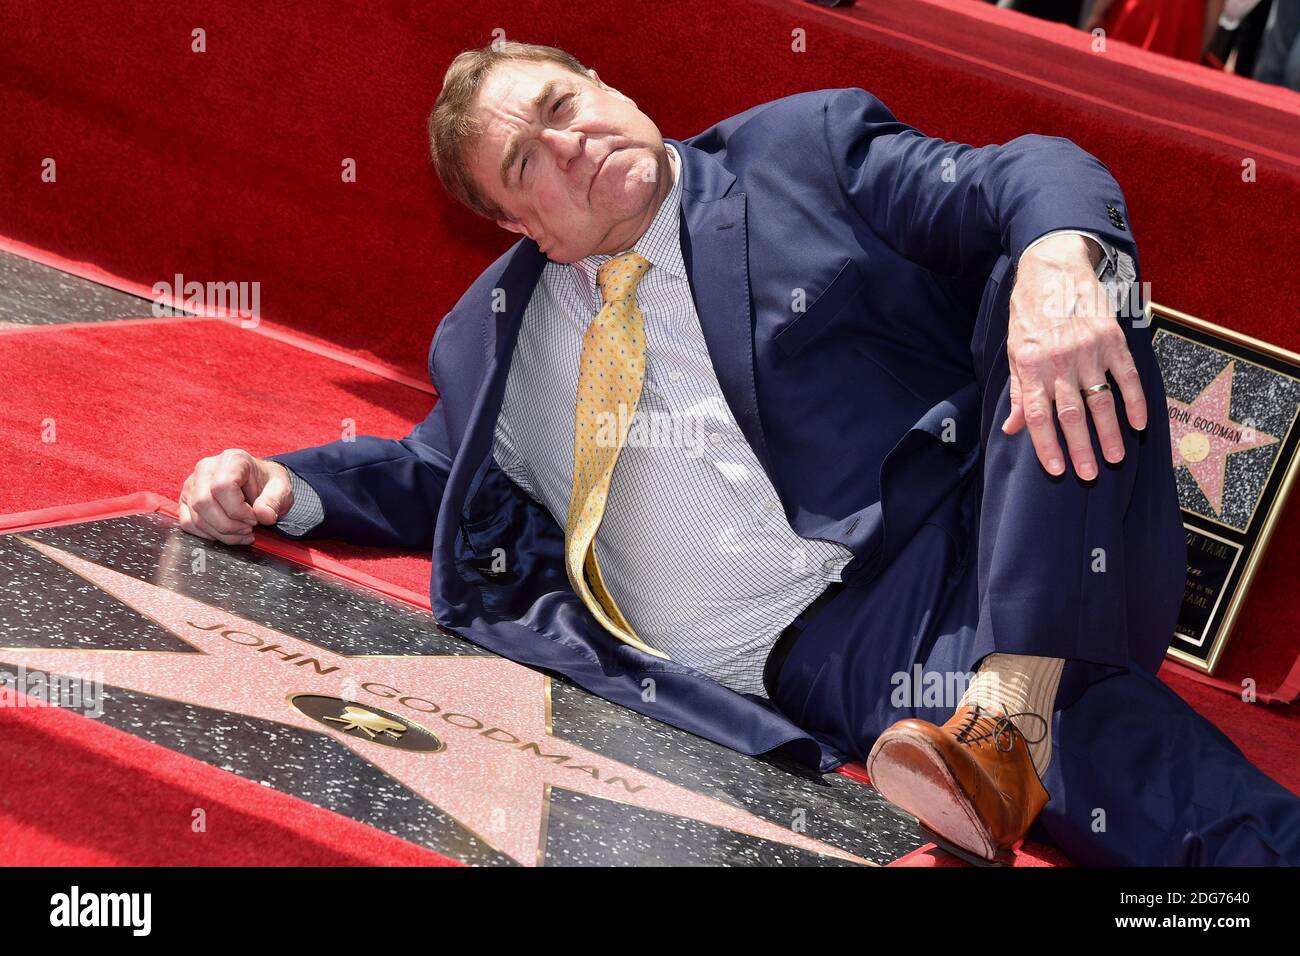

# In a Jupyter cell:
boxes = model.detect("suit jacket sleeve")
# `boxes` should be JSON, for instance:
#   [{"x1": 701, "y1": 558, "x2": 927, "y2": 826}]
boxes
[
  {"x1": 821, "y1": 87, "x2": 1137, "y2": 280},
  {"x1": 263, "y1": 323, "x2": 454, "y2": 552}
]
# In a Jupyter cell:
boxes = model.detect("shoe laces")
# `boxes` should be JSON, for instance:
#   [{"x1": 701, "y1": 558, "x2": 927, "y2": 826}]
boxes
[{"x1": 954, "y1": 703, "x2": 1048, "y2": 752}]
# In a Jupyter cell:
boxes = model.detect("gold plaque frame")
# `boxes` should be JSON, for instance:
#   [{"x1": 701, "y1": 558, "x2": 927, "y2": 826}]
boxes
[{"x1": 1150, "y1": 303, "x2": 1300, "y2": 675}]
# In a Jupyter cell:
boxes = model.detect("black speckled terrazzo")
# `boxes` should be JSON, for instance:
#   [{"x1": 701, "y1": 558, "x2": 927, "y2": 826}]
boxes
[
  {"x1": 0, "y1": 249, "x2": 178, "y2": 325},
  {"x1": 0, "y1": 511, "x2": 923, "y2": 866}
]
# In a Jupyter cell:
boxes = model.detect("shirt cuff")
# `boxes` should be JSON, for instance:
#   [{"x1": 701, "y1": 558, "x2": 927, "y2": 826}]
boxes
[{"x1": 275, "y1": 468, "x2": 325, "y2": 537}]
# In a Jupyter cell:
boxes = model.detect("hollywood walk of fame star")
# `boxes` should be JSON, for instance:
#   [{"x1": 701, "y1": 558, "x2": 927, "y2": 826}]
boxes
[
  {"x1": 1166, "y1": 361, "x2": 1278, "y2": 517},
  {"x1": 0, "y1": 535, "x2": 870, "y2": 867}
]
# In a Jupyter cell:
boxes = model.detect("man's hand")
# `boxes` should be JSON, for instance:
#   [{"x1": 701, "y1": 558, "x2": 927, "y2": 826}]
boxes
[
  {"x1": 178, "y1": 449, "x2": 294, "y2": 545},
  {"x1": 1004, "y1": 233, "x2": 1147, "y2": 480}
]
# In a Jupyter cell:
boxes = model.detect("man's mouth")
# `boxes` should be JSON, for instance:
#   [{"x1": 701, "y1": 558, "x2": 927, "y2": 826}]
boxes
[{"x1": 588, "y1": 148, "x2": 621, "y2": 199}]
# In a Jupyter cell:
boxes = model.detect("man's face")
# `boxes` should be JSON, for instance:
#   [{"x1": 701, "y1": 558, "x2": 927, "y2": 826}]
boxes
[{"x1": 467, "y1": 60, "x2": 672, "y2": 263}]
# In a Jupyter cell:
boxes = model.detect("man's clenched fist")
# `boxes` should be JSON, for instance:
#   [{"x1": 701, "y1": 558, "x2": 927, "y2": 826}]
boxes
[{"x1": 178, "y1": 449, "x2": 294, "y2": 545}]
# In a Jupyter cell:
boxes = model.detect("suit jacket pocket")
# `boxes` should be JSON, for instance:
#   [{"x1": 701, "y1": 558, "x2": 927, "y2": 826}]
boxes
[{"x1": 773, "y1": 257, "x2": 867, "y2": 357}]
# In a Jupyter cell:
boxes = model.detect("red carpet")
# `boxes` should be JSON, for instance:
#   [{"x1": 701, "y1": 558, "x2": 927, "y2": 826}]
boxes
[
  {"x1": 0, "y1": 318, "x2": 437, "y2": 588},
  {"x1": 3, "y1": 0, "x2": 1298, "y2": 376},
  {"x1": 0, "y1": 687, "x2": 458, "y2": 866}
]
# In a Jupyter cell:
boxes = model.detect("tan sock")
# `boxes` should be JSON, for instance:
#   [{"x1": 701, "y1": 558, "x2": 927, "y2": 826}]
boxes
[{"x1": 957, "y1": 652, "x2": 1064, "y2": 778}]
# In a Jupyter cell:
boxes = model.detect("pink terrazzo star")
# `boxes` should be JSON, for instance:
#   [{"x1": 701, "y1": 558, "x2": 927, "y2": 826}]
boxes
[
  {"x1": 1166, "y1": 362, "x2": 1278, "y2": 516},
  {"x1": 3, "y1": 536, "x2": 870, "y2": 867}
]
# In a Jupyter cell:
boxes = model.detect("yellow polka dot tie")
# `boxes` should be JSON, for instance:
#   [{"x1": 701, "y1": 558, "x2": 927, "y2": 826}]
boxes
[{"x1": 564, "y1": 250, "x2": 667, "y2": 659}]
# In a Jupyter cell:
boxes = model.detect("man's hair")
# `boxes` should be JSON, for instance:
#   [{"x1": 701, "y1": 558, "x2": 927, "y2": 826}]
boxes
[{"x1": 428, "y1": 41, "x2": 591, "y2": 221}]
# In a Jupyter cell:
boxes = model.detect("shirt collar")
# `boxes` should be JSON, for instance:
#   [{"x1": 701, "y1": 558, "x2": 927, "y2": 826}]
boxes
[{"x1": 569, "y1": 142, "x2": 686, "y2": 303}]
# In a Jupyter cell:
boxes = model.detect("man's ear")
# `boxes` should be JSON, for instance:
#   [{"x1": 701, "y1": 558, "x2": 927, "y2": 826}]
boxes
[
  {"x1": 587, "y1": 68, "x2": 632, "y2": 105},
  {"x1": 496, "y1": 218, "x2": 531, "y2": 238}
]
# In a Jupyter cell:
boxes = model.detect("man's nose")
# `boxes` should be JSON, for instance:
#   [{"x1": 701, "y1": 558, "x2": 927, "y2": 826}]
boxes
[{"x1": 539, "y1": 127, "x2": 584, "y2": 166}]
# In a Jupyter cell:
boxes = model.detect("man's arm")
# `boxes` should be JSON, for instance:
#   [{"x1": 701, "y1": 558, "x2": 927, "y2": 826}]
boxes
[
  {"x1": 265, "y1": 314, "x2": 456, "y2": 551},
  {"x1": 181, "y1": 321, "x2": 456, "y2": 552},
  {"x1": 822, "y1": 87, "x2": 1136, "y2": 276},
  {"x1": 822, "y1": 87, "x2": 1147, "y2": 479},
  {"x1": 263, "y1": 395, "x2": 454, "y2": 552},
  {"x1": 271, "y1": 467, "x2": 325, "y2": 538},
  {"x1": 1023, "y1": 229, "x2": 1138, "y2": 313}
]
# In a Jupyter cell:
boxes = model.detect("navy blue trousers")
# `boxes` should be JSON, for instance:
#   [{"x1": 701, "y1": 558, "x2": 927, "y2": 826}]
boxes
[{"x1": 770, "y1": 276, "x2": 1300, "y2": 866}]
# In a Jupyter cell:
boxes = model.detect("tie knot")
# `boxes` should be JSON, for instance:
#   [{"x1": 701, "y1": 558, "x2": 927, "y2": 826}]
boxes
[{"x1": 596, "y1": 251, "x2": 652, "y2": 303}]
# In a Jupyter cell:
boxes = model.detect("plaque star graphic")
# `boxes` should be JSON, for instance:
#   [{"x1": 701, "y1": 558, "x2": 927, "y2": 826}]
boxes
[
  {"x1": 1166, "y1": 361, "x2": 1278, "y2": 516},
  {"x1": 2, "y1": 536, "x2": 869, "y2": 867}
]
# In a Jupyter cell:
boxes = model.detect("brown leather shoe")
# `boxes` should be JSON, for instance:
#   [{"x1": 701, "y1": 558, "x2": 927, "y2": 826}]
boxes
[{"x1": 865, "y1": 704, "x2": 1051, "y2": 866}]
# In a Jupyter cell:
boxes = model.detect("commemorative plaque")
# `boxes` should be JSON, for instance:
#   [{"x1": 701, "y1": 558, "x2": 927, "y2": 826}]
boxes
[{"x1": 1150, "y1": 304, "x2": 1300, "y2": 673}]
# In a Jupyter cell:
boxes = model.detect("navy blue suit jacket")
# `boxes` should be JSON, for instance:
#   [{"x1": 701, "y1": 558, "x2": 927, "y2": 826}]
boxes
[{"x1": 270, "y1": 88, "x2": 1138, "y2": 772}]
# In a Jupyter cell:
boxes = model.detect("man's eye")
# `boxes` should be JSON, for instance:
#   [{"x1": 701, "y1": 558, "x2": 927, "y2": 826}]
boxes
[{"x1": 517, "y1": 95, "x2": 573, "y2": 184}]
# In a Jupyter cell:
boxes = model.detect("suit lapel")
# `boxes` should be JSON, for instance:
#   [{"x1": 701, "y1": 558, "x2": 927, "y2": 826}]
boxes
[
  {"x1": 433, "y1": 239, "x2": 545, "y2": 563},
  {"x1": 452, "y1": 241, "x2": 545, "y2": 450},
  {"x1": 672, "y1": 138, "x2": 774, "y2": 478}
]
